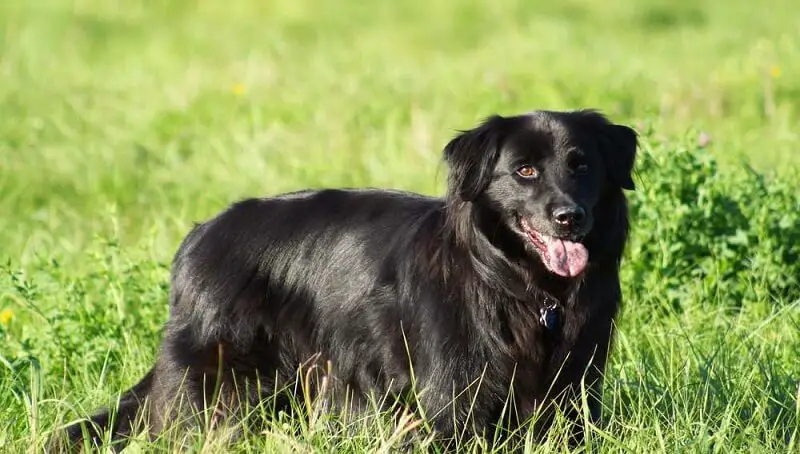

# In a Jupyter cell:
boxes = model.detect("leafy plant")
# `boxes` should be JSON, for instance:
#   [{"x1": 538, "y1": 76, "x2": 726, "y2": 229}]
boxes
[{"x1": 623, "y1": 132, "x2": 800, "y2": 311}]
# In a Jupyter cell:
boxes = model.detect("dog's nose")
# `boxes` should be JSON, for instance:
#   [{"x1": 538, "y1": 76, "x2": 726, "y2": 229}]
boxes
[{"x1": 552, "y1": 205, "x2": 586, "y2": 227}]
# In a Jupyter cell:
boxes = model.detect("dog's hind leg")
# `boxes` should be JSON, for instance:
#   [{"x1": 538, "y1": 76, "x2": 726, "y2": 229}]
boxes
[{"x1": 52, "y1": 368, "x2": 155, "y2": 453}]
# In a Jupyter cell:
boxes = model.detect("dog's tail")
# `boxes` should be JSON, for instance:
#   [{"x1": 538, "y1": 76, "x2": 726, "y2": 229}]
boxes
[{"x1": 52, "y1": 368, "x2": 155, "y2": 452}]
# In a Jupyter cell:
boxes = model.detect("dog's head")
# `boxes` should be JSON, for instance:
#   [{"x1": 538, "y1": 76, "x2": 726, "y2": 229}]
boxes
[{"x1": 443, "y1": 110, "x2": 638, "y2": 278}]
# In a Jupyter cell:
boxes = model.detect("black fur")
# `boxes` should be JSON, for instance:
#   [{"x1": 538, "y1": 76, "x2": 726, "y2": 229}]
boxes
[{"x1": 58, "y1": 109, "x2": 638, "y2": 451}]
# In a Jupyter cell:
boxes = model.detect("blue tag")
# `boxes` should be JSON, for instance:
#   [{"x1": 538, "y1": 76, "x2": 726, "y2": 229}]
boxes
[{"x1": 540, "y1": 307, "x2": 559, "y2": 330}]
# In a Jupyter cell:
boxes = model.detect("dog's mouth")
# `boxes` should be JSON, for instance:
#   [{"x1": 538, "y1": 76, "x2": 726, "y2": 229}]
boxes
[{"x1": 518, "y1": 217, "x2": 588, "y2": 278}]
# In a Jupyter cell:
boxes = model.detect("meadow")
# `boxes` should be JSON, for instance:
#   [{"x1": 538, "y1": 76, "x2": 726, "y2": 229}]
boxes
[{"x1": 1, "y1": 0, "x2": 799, "y2": 452}]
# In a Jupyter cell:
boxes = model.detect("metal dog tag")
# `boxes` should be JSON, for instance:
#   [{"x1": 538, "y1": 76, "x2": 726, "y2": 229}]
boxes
[{"x1": 540, "y1": 300, "x2": 559, "y2": 330}]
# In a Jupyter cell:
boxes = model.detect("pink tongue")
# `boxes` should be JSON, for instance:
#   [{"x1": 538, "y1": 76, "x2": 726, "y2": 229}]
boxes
[{"x1": 542, "y1": 236, "x2": 589, "y2": 277}]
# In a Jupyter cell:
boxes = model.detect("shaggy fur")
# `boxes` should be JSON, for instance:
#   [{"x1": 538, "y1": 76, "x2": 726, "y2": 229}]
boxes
[{"x1": 58, "y1": 109, "x2": 638, "y2": 451}]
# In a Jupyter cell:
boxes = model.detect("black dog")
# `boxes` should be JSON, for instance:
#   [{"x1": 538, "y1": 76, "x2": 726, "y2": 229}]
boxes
[{"x1": 60, "y1": 109, "x2": 637, "y2": 451}]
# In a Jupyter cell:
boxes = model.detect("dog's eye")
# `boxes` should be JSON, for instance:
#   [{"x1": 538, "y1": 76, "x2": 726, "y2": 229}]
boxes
[
  {"x1": 575, "y1": 164, "x2": 589, "y2": 175},
  {"x1": 516, "y1": 165, "x2": 538, "y2": 179}
]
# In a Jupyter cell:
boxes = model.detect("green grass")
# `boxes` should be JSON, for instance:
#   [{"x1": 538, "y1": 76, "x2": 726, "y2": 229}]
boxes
[{"x1": 1, "y1": 0, "x2": 799, "y2": 452}]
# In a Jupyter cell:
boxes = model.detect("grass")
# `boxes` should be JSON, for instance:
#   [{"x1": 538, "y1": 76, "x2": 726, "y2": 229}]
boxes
[{"x1": 1, "y1": 0, "x2": 799, "y2": 452}]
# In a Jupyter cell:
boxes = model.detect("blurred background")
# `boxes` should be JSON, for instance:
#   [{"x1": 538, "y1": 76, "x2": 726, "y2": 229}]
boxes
[{"x1": 1, "y1": 0, "x2": 797, "y2": 264}]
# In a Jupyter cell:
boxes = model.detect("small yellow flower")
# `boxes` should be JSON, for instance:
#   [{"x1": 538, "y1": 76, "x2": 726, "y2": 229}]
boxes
[
  {"x1": 0, "y1": 308, "x2": 14, "y2": 325},
  {"x1": 232, "y1": 83, "x2": 247, "y2": 96},
  {"x1": 769, "y1": 65, "x2": 781, "y2": 78}
]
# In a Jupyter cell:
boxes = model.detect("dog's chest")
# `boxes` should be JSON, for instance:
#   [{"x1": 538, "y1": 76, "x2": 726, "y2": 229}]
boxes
[{"x1": 499, "y1": 290, "x2": 593, "y2": 378}]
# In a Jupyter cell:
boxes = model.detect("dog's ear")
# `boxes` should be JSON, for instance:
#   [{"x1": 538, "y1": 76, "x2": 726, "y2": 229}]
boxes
[
  {"x1": 443, "y1": 115, "x2": 508, "y2": 201},
  {"x1": 575, "y1": 110, "x2": 638, "y2": 191},
  {"x1": 599, "y1": 123, "x2": 638, "y2": 190}
]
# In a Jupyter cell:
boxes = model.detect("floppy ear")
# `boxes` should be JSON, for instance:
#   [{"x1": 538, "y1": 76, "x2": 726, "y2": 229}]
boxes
[
  {"x1": 576, "y1": 110, "x2": 638, "y2": 191},
  {"x1": 598, "y1": 123, "x2": 638, "y2": 190},
  {"x1": 443, "y1": 115, "x2": 507, "y2": 201}
]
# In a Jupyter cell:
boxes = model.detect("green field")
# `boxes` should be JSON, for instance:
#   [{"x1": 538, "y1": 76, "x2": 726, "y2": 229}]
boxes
[{"x1": 1, "y1": 0, "x2": 799, "y2": 452}]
